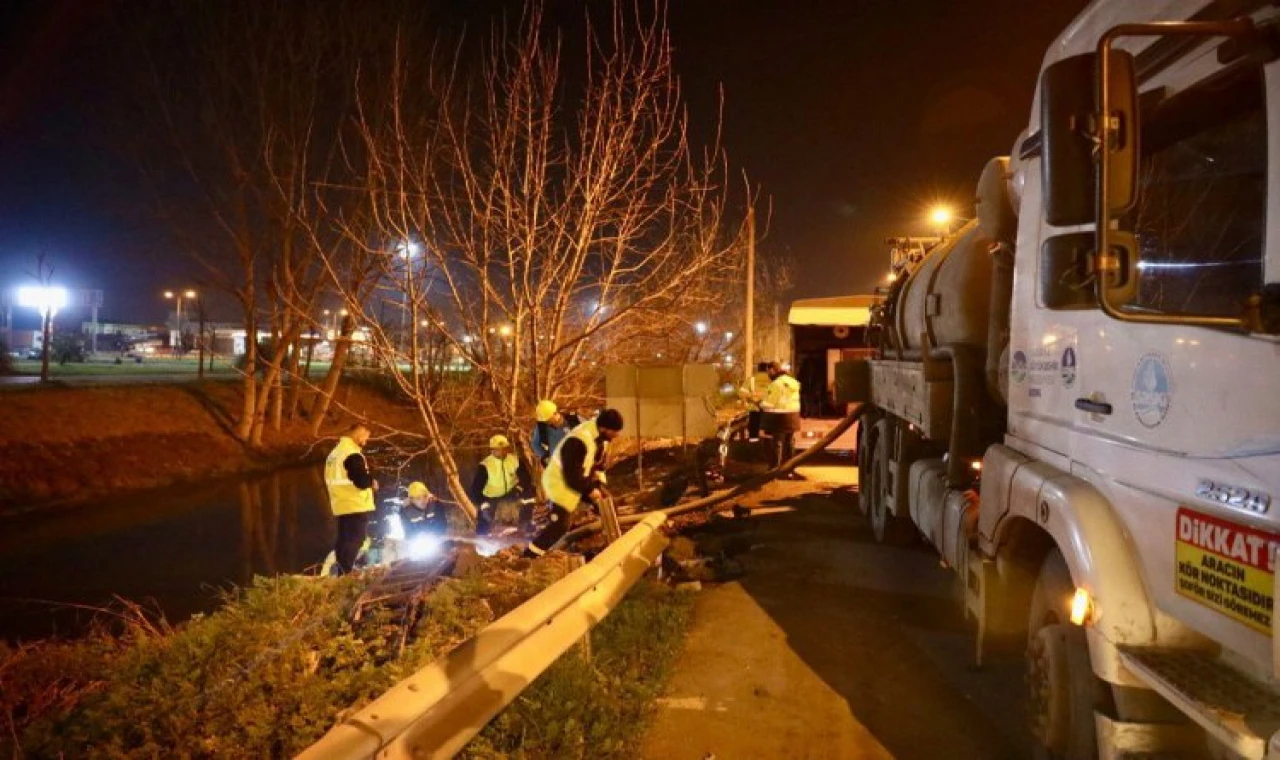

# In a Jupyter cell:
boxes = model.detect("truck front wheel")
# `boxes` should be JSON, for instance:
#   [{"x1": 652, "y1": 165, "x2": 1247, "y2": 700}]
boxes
[{"x1": 1026, "y1": 548, "x2": 1099, "y2": 759}]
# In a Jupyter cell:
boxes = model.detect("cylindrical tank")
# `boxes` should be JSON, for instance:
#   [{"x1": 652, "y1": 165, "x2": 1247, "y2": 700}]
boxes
[{"x1": 891, "y1": 220, "x2": 994, "y2": 353}]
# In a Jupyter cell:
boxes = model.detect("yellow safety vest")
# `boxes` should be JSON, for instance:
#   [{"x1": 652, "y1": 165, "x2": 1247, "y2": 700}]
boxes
[
  {"x1": 481, "y1": 454, "x2": 521, "y2": 499},
  {"x1": 542, "y1": 418, "x2": 600, "y2": 512},
  {"x1": 740, "y1": 371, "x2": 770, "y2": 411},
  {"x1": 762, "y1": 374, "x2": 801, "y2": 414},
  {"x1": 325, "y1": 436, "x2": 375, "y2": 516}
]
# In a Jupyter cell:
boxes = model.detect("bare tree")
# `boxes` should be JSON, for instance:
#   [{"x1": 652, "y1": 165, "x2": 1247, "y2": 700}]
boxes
[
  {"x1": 131, "y1": 0, "x2": 398, "y2": 444},
  {"x1": 314, "y1": 2, "x2": 746, "y2": 515}
]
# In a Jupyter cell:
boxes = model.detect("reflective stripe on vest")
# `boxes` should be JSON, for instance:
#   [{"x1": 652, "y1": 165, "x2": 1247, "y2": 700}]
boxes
[
  {"x1": 325, "y1": 437, "x2": 375, "y2": 516},
  {"x1": 542, "y1": 418, "x2": 598, "y2": 512},
  {"x1": 763, "y1": 374, "x2": 801, "y2": 413},
  {"x1": 481, "y1": 454, "x2": 520, "y2": 499}
]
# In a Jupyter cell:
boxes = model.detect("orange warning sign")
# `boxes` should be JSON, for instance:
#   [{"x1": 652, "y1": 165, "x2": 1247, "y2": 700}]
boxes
[{"x1": 1175, "y1": 507, "x2": 1280, "y2": 634}]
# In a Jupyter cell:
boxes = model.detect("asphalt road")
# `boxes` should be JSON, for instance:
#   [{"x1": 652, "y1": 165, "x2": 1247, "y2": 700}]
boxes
[{"x1": 641, "y1": 463, "x2": 1031, "y2": 759}]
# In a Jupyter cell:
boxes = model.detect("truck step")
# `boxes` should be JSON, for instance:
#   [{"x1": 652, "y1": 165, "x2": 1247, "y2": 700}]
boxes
[
  {"x1": 1096, "y1": 712, "x2": 1204, "y2": 759},
  {"x1": 1119, "y1": 647, "x2": 1280, "y2": 759}
]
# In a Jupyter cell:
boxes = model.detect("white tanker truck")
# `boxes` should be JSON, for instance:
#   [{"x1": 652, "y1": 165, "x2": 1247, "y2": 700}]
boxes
[{"x1": 841, "y1": 1, "x2": 1280, "y2": 756}]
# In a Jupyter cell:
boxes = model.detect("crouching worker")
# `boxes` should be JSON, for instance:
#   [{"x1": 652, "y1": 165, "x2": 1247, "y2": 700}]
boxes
[
  {"x1": 471, "y1": 434, "x2": 533, "y2": 534},
  {"x1": 524, "y1": 409, "x2": 624, "y2": 558},
  {"x1": 323, "y1": 423, "x2": 377, "y2": 575},
  {"x1": 403, "y1": 481, "x2": 463, "y2": 537}
]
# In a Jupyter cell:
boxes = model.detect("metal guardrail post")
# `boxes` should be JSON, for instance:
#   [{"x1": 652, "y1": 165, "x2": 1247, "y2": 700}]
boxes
[{"x1": 297, "y1": 512, "x2": 669, "y2": 760}]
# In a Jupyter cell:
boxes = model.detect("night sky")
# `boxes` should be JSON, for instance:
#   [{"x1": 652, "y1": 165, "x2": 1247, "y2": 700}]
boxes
[{"x1": 0, "y1": 0, "x2": 1088, "y2": 328}]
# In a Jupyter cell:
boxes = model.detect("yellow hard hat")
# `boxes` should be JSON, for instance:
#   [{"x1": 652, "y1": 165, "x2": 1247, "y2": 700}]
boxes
[
  {"x1": 489, "y1": 434, "x2": 511, "y2": 449},
  {"x1": 535, "y1": 399, "x2": 558, "y2": 422},
  {"x1": 407, "y1": 481, "x2": 431, "y2": 499}
]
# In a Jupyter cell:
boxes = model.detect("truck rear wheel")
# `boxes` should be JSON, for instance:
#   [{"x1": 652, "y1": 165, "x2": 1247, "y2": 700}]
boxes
[
  {"x1": 866, "y1": 425, "x2": 916, "y2": 545},
  {"x1": 856, "y1": 413, "x2": 880, "y2": 516},
  {"x1": 1026, "y1": 548, "x2": 1098, "y2": 759}
]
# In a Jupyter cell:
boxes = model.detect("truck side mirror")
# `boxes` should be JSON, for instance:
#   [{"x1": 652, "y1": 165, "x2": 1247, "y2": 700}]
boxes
[
  {"x1": 1040, "y1": 233, "x2": 1095, "y2": 309},
  {"x1": 1040, "y1": 51, "x2": 1138, "y2": 226},
  {"x1": 1098, "y1": 49, "x2": 1139, "y2": 218},
  {"x1": 1039, "y1": 231, "x2": 1138, "y2": 310},
  {"x1": 1041, "y1": 55, "x2": 1095, "y2": 227}
]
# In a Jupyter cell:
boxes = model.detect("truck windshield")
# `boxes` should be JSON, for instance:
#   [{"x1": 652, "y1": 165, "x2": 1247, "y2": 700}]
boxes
[{"x1": 1123, "y1": 65, "x2": 1266, "y2": 318}]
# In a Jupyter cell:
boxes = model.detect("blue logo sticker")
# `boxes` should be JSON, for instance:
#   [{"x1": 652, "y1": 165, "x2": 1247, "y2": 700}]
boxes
[
  {"x1": 1011, "y1": 350, "x2": 1027, "y2": 384},
  {"x1": 1132, "y1": 353, "x2": 1172, "y2": 428},
  {"x1": 1061, "y1": 347, "x2": 1077, "y2": 389}
]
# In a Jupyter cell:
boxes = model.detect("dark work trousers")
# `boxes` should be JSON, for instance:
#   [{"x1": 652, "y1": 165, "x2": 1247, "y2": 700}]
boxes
[
  {"x1": 335, "y1": 512, "x2": 373, "y2": 574},
  {"x1": 527, "y1": 504, "x2": 575, "y2": 555},
  {"x1": 747, "y1": 410, "x2": 762, "y2": 440},
  {"x1": 771, "y1": 432, "x2": 795, "y2": 469}
]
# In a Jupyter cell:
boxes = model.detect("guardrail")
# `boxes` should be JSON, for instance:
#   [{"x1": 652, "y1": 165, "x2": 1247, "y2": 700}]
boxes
[{"x1": 296, "y1": 511, "x2": 670, "y2": 760}]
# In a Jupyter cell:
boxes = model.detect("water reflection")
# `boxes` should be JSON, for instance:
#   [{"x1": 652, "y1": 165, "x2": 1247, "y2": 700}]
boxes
[
  {"x1": 0, "y1": 466, "x2": 335, "y2": 642},
  {"x1": 0, "y1": 448, "x2": 479, "y2": 642}
]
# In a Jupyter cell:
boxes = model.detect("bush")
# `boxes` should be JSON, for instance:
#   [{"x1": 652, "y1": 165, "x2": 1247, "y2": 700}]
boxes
[
  {"x1": 1, "y1": 552, "x2": 573, "y2": 758},
  {"x1": 49, "y1": 333, "x2": 86, "y2": 365},
  {"x1": 0, "y1": 340, "x2": 11, "y2": 375}
]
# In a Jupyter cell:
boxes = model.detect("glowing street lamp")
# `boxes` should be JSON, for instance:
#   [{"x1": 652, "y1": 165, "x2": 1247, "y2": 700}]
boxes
[
  {"x1": 396, "y1": 240, "x2": 420, "y2": 259},
  {"x1": 163, "y1": 289, "x2": 198, "y2": 350},
  {"x1": 929, "y1": 205, "x2": 956, "y2": 236},
  {"x1": 694, "y1": 321, "x2": 708, "y2": 335},
  {"x1": 17, "y1": 285, "x2": 69, "y2": 315}
]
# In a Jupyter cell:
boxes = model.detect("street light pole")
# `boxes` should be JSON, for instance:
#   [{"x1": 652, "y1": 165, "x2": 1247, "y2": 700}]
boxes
[
  {"x1": 196, "y1": 293, "x2": 206, "y2": 380},
  {"x1": 745, "y1": 205, "x2": 755, "y2": 380}
]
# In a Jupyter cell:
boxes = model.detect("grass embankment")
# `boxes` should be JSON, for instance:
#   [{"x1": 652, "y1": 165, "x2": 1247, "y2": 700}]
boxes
[
  {"x1": 0, "y1": 553, "x2": 693, "y2": 758},
  {"x1": 7, "y1": 358, "x2": 246, "y2": 377},
  {"x1": 0, "y1": 380, "x2": 419, "y2": 513}
]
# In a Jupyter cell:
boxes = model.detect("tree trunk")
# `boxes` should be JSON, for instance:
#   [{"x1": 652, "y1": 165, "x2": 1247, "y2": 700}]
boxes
[
  {"x1": 235, "y1": 301, "x2": 258, "y2": 442},
  {"x1": 289, "y1": 332, "x2": 313, "y2": 420},
  {"x1": 309, "y1": 316, "x2": 353, "y2": 436},
  {"x1": 250, "y1": 318, "x2": 293, "y2": 446}
]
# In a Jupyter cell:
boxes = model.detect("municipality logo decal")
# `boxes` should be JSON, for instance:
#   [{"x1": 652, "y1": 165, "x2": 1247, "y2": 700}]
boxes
[
  {"x1": 1131, "y1": 353, "x2": 1172, "y2": 428},
  {"x1": 1011, "y1": 350, "x2": 1027, "y2": 384},
  {"x1": 1061, "y1": 347, "x2": 1077, "y2": 389}
]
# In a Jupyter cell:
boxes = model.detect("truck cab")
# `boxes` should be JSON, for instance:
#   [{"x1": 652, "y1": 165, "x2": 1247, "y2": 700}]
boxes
[{"x1": 845, "y1": 1, "x2": 1280, "y2": 756}]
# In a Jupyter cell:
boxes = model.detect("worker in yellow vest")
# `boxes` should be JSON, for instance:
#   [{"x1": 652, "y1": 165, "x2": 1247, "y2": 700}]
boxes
[
  {"x1": 324, "y1": 423, "x2": 378, "y2": 574},
  {"x1": 524, "y1": 409, "x2": 624, "y2": 557},
  {"x1": 470, "y1": 434, "x2": 532, "y2": 534},
  {"x1": 760, "y1": 361, "x2": 802, "y2": 476}
]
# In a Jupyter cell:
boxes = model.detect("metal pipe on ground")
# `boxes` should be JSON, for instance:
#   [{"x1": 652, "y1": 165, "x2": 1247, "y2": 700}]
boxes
[{"x1": 562, "y1": 407, "x2": 864, "y2": 544}]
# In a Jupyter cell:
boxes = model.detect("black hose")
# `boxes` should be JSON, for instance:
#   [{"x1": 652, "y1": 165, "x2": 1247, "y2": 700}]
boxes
[{"x1": 561, "y1": 406, "x2": 866, "y2": 544}]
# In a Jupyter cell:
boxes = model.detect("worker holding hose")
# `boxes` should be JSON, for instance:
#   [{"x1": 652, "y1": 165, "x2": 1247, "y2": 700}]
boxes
[
  {"x1": 531, "y1": 399, "x2": 581, "y2": 466},
  {"x1": 524, "y1": 408, "x2": 624, "y2": 557},
  {"x1": 760, "y1": 361, "x2": 803, "y2": 478}
]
